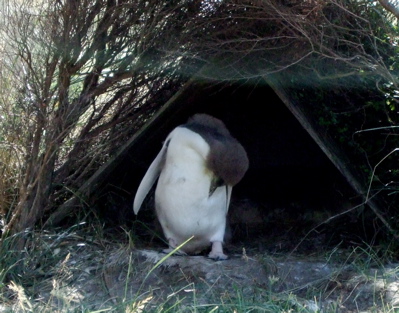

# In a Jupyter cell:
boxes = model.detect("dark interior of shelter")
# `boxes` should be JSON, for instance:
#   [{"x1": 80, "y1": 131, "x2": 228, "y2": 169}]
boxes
[{"x1": 95, "y1": 79, "x2": 379, "y2": 255}]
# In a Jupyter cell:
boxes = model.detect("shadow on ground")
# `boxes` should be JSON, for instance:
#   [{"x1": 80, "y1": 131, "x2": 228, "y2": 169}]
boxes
[{"x1": 18, "y1": 237, "x2": 399, "y2": 313}]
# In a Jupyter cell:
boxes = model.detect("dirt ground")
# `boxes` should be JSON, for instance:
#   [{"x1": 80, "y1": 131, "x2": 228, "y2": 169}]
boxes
[
  {"x1": 6, "y1": 232, "x2": 396, "y2": 313},
  {"x1": 2, "y1": 198, "x2": 399, "y2": 312}
]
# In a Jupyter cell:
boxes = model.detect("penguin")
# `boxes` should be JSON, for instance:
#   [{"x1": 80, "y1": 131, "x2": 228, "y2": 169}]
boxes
[{"x1": 133, "y1": 113, "x2": 249, "y2": 260}]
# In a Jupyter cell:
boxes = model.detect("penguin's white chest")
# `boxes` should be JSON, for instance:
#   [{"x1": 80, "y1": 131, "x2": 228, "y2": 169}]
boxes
[
  {"x1": 154, "y1": 128, "x2": 227, "y2": 252},
  {"x1": 133, "y1": 113, "x2": 249, "y2": 259}
]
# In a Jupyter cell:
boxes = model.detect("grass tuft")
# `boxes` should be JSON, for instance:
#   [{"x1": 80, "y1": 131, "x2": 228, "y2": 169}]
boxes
[{"x1": 0, "y1": 224, "x2": 398, "y2": 312}]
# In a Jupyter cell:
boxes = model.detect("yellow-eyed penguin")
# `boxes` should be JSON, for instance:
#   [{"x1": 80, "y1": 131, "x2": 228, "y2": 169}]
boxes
[{"x1": 133, "y1": 113, "x2": 249, "y2": 260}]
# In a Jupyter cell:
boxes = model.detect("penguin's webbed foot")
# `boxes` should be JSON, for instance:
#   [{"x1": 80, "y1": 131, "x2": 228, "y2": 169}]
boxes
[
  {"x1": 208, "y1": 252, "x2": 228, "y2": 261},
  {"x1": 162, "y1": 247, "x2": 187, "y2": 256},
  {"x1": 162, "y1": 238, "x2": 187, "y2": 256},
  {"x1": 208, "y1": 241, "x2": 228, "y2": 260}
]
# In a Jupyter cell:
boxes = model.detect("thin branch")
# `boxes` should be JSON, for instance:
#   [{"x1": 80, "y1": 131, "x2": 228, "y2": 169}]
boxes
[{"x1": 377, "y1": 0, "x2": 399, "y2": 19}]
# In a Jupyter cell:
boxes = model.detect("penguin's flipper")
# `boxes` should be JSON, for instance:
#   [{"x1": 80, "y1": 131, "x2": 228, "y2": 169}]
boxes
[{"x1": 133, "y1": 142, "x2": 168, "y2": 214}]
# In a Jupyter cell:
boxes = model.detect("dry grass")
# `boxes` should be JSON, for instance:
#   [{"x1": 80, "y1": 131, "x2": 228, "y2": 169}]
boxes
[{"x1": 0, "y1": 223, "x2": 398, "y2": 313}]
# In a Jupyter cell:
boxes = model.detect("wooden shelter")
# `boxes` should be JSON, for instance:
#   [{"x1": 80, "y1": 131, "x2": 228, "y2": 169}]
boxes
[{"x1": 47, "y1": 64, "x2": 393, "y2": 249}]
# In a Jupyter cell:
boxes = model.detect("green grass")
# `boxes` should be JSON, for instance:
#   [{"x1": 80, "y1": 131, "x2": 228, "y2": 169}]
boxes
[{"x1": 0, "y1": 224, "x2": 398, "y2": 313}]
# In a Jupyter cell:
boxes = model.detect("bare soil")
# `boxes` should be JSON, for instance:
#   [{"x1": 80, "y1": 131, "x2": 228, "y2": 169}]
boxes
[
  {"x1": 3, "y1": 199, "x2": 399, "y2": 312},
  {"x1": 12, "y1": 234, "x2": 398, "y2": 313}
]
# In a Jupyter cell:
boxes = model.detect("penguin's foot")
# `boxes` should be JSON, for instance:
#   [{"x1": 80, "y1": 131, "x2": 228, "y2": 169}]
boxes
[
  {"x1": 208, "y1": 241, "x2": 228, "y2": 260},
  {"x1": 162, "y1": 247, "x2": 187, "y2": 256},
  {"x1": 162, "y1": 238, "x2": 187, "y2": 256}
]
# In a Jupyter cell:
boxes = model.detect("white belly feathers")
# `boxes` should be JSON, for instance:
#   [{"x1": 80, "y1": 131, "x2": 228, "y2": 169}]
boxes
[{"x1": 133, "y1": 114, "x2": 248, "y2": 260}]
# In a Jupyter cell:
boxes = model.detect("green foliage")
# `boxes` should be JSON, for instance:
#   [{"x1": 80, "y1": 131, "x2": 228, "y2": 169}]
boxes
[
  {"x1": 0, "y1": 0, "x2": 196, "y2": 236},
  {"x1": 1, "y1": 3, "x2": 399, "y2": 312},
  {"x1": 282, "y1": 0, "x2": 399, "y2": 233}
]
